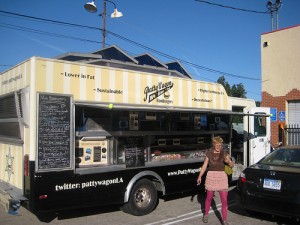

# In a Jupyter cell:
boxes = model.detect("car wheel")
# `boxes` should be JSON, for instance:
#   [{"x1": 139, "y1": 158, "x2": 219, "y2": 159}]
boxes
[{"x1": 121, "y1": 178, "x2": 158, "y2": 216}]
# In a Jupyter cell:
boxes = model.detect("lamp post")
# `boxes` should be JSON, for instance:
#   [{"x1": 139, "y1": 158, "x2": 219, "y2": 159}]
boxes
[
  {"x1": 266, "y1": 0, "x2": 282, "y2": 31},
  {"x1": 84, "y1": 0, "x2": 123, "y2": 48}
]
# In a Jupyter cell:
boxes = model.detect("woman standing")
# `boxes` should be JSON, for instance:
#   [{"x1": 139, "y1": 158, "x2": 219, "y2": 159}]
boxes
[{"x1": 197, "y1": 136, "x2": 234, "y2": 225}]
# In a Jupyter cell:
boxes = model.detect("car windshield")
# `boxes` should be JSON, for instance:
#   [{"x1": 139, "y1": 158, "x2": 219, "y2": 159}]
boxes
[{"x1": 260, "y1": 148, "x2": 300, "y2": 167}]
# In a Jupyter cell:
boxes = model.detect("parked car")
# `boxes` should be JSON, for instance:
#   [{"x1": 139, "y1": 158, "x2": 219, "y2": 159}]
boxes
[{"x1": 237, "y1": 146, "x2": 300, "y2": 221}]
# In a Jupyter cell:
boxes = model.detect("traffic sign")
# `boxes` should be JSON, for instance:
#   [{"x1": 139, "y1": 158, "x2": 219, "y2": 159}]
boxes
[
  {"x1": 270, "y1": 108, "x2": 277, "y2": 122},
  {"x1": 278, "y1": 111, "x2": 285, "y2": 121}
]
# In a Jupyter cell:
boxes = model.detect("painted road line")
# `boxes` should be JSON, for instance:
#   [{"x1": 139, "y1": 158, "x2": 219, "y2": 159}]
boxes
[
  {"x1": 162, "y1": 202, "x2": 237, "y2": 225},
  {"x1": 144, "y1": 201, "x2": 236, "y2": 225},
  {"x1": 144, "y1": 210, "x2": 201, "y2": 225}
]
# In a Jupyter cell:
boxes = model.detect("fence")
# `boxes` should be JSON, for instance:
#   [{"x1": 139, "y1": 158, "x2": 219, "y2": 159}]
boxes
[{"x1": 285, "y1": 124, "x2": 300, "y2": 145}]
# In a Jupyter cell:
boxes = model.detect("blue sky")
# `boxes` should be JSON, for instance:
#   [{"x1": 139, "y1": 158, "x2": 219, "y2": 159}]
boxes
[{"x1": 0, "y1": 0, "x2": 299, "y2": 101}]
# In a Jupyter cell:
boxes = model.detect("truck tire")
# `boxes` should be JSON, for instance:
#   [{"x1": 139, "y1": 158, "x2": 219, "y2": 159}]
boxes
[{"x1": 121, "y1": 178, "x2": 158, "y2": 216}]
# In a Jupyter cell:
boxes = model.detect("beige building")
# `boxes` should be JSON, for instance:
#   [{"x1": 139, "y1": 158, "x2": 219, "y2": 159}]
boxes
[{"x1": 261, "y1": 24, "x2": 300, "y2": 146}]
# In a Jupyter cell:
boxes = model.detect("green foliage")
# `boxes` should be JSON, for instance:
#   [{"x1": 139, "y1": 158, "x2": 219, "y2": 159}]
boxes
[{"x1": 217, "y1": 76, "x2": 247, "y2": 98}]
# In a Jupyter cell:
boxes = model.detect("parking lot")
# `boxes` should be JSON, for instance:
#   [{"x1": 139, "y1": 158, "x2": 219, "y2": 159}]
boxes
[{"x1": 1, "y1": 186, "x2": 298, "y2": 225}]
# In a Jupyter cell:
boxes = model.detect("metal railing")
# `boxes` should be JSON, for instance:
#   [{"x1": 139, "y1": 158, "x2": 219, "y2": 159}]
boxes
[{"x1": 285, "y1": 124, "x2": 300, "y2": 145}]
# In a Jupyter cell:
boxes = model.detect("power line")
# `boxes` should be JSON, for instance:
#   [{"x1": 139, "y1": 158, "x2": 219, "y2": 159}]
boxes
[
  {"x1": 195, "y1": 0, "x2": 268, "y2": 14},
  {"x1": 0, "y1": 10, "x2": 260, "y2": 81},
  {"x1": 0, "y1": 10, "x2": 98, "y2": 30},
  {"x1": 0, "y1": 22, "x2": 101, "y2": 44},
  {"x1": 106, "y1": 30, "x2": 260, "y2": 80},
  {"x1": 247, "y1": 90, "x2": 262, "y2": 96},
  {"x1": 0, "y1": 64, "x2": 13, "y2": 67}
]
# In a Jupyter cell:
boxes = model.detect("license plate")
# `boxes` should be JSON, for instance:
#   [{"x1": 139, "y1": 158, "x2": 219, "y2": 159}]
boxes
[{"x1": 263, "y1": 178, "x2": 281, "y2": 190}]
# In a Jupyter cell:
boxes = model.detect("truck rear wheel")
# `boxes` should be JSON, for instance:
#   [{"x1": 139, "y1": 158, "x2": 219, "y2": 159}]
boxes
[{"x1": 122, "y1": 178, "x2": 158, "y2": 216}]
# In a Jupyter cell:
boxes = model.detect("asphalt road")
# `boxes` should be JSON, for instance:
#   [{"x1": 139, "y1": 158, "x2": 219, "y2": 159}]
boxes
[{"x1": 0, "y1": 186, "x2": 298, "y2": 225}]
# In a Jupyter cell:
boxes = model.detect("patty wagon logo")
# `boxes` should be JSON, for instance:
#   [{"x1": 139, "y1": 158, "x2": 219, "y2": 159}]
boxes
[{"x1": 144, "y1": 81, "x2": 174, "y2": 103}]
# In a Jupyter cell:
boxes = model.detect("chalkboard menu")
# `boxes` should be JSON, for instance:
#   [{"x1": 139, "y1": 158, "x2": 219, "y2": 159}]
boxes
[
  {"x1": 37, "y1": 93, "x2": 73, "y2": 171},
  {"x1": 120, "y1": 137, "x2": 145, "y2": 168}
]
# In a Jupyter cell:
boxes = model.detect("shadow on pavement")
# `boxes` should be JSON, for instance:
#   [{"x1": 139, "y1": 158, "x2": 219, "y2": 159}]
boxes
[
  {"x1": 35, "y1": 204, "x2": 122, "y2": 222},
  {"x1": 31, "y1": 184, "x2": 299, "y2": 225}
]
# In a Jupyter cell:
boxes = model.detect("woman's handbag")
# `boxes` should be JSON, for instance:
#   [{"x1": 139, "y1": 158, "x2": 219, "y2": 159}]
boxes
[{"x1": 224, "y1": 165, "x2": 233, "y2": 175}]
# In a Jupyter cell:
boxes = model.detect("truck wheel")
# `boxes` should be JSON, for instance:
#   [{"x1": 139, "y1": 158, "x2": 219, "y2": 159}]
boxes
[{"x1": 122, "y1": 178, "x2": 158, "y2": 216}]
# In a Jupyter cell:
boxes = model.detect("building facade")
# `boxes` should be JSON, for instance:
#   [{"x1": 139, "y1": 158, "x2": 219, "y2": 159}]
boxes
[{"x1": 261, "y1": 24, "x2": 300, "y2": 146}]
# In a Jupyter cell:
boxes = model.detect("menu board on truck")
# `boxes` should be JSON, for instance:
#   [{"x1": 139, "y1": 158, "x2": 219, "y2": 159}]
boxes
[
  {"x1": 119, "y1": 137, "x2": 145, "y2": 168},
  {"x1": 36, "y1": 93, "x2": 73, "y2": 171}
]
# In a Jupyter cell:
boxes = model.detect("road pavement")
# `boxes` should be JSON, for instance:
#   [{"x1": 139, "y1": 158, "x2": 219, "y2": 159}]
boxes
[{"x1": 0, "y1": 186, "x2": 298, "y2": 225}]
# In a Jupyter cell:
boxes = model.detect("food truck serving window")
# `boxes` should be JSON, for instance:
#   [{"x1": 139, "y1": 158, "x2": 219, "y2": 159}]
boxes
[{"x1": 74, "y1": 105, "x2": 230, "y2": 167}]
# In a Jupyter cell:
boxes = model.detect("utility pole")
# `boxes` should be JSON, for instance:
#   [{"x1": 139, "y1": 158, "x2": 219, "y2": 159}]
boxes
[{"x1": 102, "y1": 0, "x2": 107, "y2": 49}]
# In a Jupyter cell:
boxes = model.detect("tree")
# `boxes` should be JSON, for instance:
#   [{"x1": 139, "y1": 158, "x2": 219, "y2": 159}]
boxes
[
  {"x1": 217, "y1": 76, "x2": 247, "y2": 98},
  {"x1": 232, "y1": 83, "x2": 247, "y2": 98},
  {"x1": 217, "y1": 76, "x2": 232, "y2": 96}
]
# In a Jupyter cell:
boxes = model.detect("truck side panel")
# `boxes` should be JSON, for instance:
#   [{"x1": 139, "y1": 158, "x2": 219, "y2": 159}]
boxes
[
  {"x1": 31, "y1": 161, "x2": 202, "y2": 211},
  {"x1": 0, "y1": 143, "x2": 23, "y2": 190}
]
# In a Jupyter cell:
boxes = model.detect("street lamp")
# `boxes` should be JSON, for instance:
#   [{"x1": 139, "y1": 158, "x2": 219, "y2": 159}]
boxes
[
  {"x1": 266, "y1": 0, "x2": 282, "y2": 31},
  {"x1": 84, "y1": 0, "x2": 123, "y2": 48}
]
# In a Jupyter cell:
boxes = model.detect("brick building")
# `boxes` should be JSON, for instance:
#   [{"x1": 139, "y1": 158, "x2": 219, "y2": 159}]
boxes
[{"x1": 261, "y1": 24, "x2": 300, "y2": 146}]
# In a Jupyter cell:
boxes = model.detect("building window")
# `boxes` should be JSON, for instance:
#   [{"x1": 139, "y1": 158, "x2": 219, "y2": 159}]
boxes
[{"x1": 263, "y1": 42, "x2": 268, "y2": 47}]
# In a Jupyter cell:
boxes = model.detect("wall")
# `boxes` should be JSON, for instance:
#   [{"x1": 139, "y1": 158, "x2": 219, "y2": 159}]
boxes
[
  {"x1": 261, "y1": 25, "x2": 300, "y2": 145},
  {"x1": 262, "y1": 89, "x2": 300, "y2": 145}
]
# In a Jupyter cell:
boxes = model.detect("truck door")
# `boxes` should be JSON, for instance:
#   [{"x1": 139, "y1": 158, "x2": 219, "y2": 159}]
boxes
[{"x1": 244, "y1": 107, "x2": 270, "y2": 166}]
